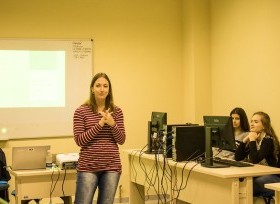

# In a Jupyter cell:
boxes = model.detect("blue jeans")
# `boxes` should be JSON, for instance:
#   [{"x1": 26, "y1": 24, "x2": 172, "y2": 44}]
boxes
[
  {"x1": 253, "y1": 174, "x2": 280, "y2": 197},
  {"x1": 74, "y1": 171, "x2": 120, "y2": 204}
]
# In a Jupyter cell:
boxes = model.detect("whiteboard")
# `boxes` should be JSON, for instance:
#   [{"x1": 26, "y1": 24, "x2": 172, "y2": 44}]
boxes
[{"x1": 0, "y1": 38, "x2": 93, "y2": 140}]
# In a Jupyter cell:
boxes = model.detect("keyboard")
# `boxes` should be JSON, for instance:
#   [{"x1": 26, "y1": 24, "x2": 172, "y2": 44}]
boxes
[{"x1": 213, "y1": 157, "x2": 254, "y2": 167}]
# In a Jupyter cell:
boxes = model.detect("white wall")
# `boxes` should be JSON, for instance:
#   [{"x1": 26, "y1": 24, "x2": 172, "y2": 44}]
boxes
[
  {"x1": 182, "y1": 0, "x2": 212, "y2": 125},
  {"x1": 210, "y1": 0, "x2": 280, "y2": 130},
  {"x1": 2, "y1": 0, "x2": 280, "y2": 202},
  {"x1": 0, "y1": 0, "x2": 185, "y2": 202}
]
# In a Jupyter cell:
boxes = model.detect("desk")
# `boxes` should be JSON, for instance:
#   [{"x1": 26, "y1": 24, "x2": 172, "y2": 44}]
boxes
[
  {"x1": 125, "y1": 150, "x2": 280, "y2": 204},
  {"x1": 265, "y1": 183, "x2": 280, "y2": 204},
  {"x1": 8, "y1": 168, "x2": 76, "y2": 204}
]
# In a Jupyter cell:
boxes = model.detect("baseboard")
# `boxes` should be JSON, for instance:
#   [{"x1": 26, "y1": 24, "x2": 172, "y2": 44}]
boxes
[
  {"x1": 114, "y1": 194, "x2": 170, "y2": 203},
  {"x1": 38, "y1": 194, "x2": 170, "y2": 204}
]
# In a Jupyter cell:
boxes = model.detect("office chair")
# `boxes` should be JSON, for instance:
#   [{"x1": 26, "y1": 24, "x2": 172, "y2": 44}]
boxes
[
  {"x1": 0, "y1": 149, "x2": 11, "y2": 203},
  {"x1": 254, "y1": 192, "x2": 274, "y2": 204},
  {"x1": 0, "y1": 181, "x2": 9, "y2": 202}
]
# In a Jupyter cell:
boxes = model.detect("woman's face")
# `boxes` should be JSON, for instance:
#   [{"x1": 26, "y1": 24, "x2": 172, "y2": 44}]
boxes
[
  {"x1": 91, "y1": 77, "x2": 109, "y2": 101},
  {"x1": 250, "y1": 114, "x2": 264, "y2": 133},
  {"x1": 231, "y1": 113, "x2": 241, "y2": 129}
]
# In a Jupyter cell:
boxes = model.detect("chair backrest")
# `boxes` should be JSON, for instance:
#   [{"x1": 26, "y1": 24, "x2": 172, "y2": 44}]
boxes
[
  {"x1": 0, "y1": 149, "x2": 10, "y2": 202},
  {"x1": 0, "y1": 149, "x2": 10, "y2": 181}
]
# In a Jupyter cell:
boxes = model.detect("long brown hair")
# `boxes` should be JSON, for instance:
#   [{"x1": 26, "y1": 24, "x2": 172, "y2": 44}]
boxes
[
  {"x1": 84, "y1": 73, "x2": 115, "y2": 113},
  {"x1": 253, "y1": 111, "x2": 280, "y2": 161}
]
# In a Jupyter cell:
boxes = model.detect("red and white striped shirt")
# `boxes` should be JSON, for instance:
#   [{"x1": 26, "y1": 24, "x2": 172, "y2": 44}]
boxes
[{"x1": 73, "y1": 105, "x2": 126, "y2": 173}]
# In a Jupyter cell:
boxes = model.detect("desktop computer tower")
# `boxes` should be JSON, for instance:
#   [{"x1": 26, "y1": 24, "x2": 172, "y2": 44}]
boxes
[
  {"x1": 146, "y1": 121, "x2": 165, "y2": 154},
  {"x1": 145, "y1": 112, "x2": 167, "y2": 154},
  {"x1": 163, "y1": 123, "x2": 199, "y2": 158},
  {"x1": 162, "y1": 124, "x2": 175, "y2": 158},
  {"x1": 172, "y1": 126, "x2": 205, "y2": 162}
]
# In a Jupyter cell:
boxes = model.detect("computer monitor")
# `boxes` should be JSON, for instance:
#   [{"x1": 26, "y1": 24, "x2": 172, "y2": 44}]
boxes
[
  {"x1": 202, "y1": 116, "x2": 236, "y2": 168},
  {"x1": 146, "y1": 112, "x2": 167, "y2": 154},
  {"x1": 151, "y1": 112, "x2": 167, "y2": 133}
]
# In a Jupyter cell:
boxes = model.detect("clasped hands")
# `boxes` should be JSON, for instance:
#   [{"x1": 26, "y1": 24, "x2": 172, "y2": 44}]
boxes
[
  {"x1": 243, "y1": 132, "x2": 261, "y2": 143},
  {"x1": 99, "y1": 108, "x2": 116, "y2": 127}
]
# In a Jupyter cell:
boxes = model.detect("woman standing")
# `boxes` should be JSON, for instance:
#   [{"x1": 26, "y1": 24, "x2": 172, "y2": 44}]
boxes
[{"x1": 73, "y1": 73, "x2": 126, "y2": 204}]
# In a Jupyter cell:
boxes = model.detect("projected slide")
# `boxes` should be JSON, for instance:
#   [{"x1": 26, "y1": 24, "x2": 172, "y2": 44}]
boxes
[
  {"x1": 0, "y1": 50, "x2": 65, "y2": 108},
  {"x1": 0, "y1": 38, "x2": 93, "y2": 140}
]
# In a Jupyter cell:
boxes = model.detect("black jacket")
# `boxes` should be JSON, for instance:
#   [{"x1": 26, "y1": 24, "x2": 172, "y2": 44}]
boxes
[{"x1": 235, "y1": 135, "x2": 278, "y2": 167}]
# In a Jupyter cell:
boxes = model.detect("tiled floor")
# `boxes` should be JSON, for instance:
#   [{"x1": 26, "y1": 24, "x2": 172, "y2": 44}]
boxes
[
  {"x1": 23, "y1": 195, "x2": 168, "y2": 204},
  {"x1": 30, "y1": 196, "x2": 274, "y2": 204}
]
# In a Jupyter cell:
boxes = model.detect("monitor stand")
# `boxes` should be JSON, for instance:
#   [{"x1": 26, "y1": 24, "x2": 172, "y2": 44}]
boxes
[{"x1": 202, "y1": 126, "x2": 230, "y2": 168}]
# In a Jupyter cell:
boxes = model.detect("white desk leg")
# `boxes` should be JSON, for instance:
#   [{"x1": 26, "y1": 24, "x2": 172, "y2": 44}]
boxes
[
  {"x1": 130, "y1": 182, "x2": 145, "y2": 204},
  {"x1": 275, "y1": 191, "x2": 280, "y2": 204},
  {"x1": 233, "y1": 177, "x2": 253, "y2": 204}
]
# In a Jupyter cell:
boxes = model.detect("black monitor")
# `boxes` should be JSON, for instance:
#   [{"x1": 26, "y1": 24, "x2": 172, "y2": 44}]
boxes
[
  {"x1": 202, "y1": 116, "x2": 236, "y2": 168},
  {"x1": 146, "y1": 112, "x2": 167, "y2": 154}
]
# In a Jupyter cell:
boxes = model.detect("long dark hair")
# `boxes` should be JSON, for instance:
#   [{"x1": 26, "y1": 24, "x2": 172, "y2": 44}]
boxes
[
  {"x1": 230, "y1": 107, "x2": 250, "y2": 131},
  {"x1": 84, "y1": 72, "x2": 115, "y2": 113}
]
